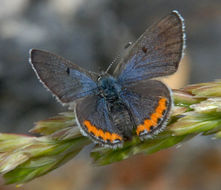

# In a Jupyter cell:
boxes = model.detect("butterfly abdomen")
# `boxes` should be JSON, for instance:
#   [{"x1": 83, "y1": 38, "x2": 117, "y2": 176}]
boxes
[{"x1": 109, "y1": 102, "x2": 133, "y2": 140}]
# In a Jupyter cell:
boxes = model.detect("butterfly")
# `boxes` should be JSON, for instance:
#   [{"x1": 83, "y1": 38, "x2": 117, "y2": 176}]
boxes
[{"x1": 29, "y1": 10, "x2": 185, "y2": 148}]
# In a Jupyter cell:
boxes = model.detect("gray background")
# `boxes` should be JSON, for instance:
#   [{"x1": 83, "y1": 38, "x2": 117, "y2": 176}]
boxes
[
  {"x1": 1, "y1": 1, "x2": 221, "y2": 190},
  {"x1": 1, "y1": 0, "x2": 221, "y2": 133}
]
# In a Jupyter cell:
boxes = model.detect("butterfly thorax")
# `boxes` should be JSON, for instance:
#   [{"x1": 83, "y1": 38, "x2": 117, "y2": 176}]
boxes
[{"x1": 97, "y1": 75, "x2": 121, "y2": 103}]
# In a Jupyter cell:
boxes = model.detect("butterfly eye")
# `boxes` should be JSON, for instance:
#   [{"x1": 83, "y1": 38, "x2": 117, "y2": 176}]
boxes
[{"x1": 142, "y1": 46, "x2": 147, "y2": 53}]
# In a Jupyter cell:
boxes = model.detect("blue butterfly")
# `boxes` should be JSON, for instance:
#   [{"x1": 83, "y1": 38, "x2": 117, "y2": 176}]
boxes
[{"x1": 29, "y1": 10, "x2": 185, "y2": 148}]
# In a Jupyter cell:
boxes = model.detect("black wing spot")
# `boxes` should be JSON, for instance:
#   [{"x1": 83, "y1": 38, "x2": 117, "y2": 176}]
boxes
[
  {"x1": 157, "y1": 118, "x2": 162, "y2": 124},
  {"x1": 162, "y1": 110, "x2": 166, "y2": 115},
  {"x1": 106, "y1": 139, "x2": 111, "y2": 143},
  {"x1": 142, "y1": 46, "x2": 147, "y2": 53},
  {"x1": 66, "y1": 67, "x2": 70, "y2": 75}
]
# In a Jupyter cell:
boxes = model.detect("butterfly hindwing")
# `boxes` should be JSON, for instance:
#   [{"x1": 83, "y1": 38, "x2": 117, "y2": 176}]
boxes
[
  {"x1": 120, "y1": 79, "x2": 172, "y2": 138},
  {"x1": 114, "y1": 10, "x2": 185, "y2": 85},
  {"x1": 75, "y1": 95, "x2": 124, "y2": 147},
  {"x1": 29, "y1": 49, "x2": 98, "y2": 103}
]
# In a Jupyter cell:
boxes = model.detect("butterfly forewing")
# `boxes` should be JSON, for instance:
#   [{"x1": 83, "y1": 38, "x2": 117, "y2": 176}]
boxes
[
  {"x1": 114, "y1": 10, "x2": 185, "y2": 85},
  {"x1": 29, "y1": 49, "x2": 99, "y2": 103}
]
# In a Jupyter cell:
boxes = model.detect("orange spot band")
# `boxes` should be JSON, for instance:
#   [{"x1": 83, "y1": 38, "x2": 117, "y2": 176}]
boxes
[
  {"x1": 83, "y1": 120, "x2": 122, "y2": 143},
  {"x1": 136, "y1": 98, "x2": 167, "y2": 135}
]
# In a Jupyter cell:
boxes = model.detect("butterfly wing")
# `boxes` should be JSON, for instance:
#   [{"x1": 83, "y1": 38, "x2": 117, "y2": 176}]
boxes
[
  {"x1": 120, "y1": 79, "x2": 172, "y2": 138},
  {"x1": 29, "y1": 49, "x2": 98, "y2": 103},
  {"x1": 75, "y1": 95, "x2": 124, "y2": 147},
  {"x1": 114, "y1": 10, "x2": 185, "y2": 85}
]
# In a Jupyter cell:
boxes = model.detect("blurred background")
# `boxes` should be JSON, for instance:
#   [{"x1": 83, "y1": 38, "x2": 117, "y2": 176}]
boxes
[{"x1": 0, "y1": 0, "x2": 221, "y2": 189}]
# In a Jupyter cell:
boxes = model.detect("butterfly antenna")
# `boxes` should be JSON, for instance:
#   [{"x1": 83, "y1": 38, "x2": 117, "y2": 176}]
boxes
[
  {"x1": 105, "y1": 53, "x2": 121, "y2": 74},
  {"x1": 124, "y1": 41, "x2": 132, "y2": 49},
  {"x1": 105, "y1": 62, "x2": 113, "y2": 74},
  {"x1": 105, "y1": 41, "x2": 133, "y2": 74}
]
